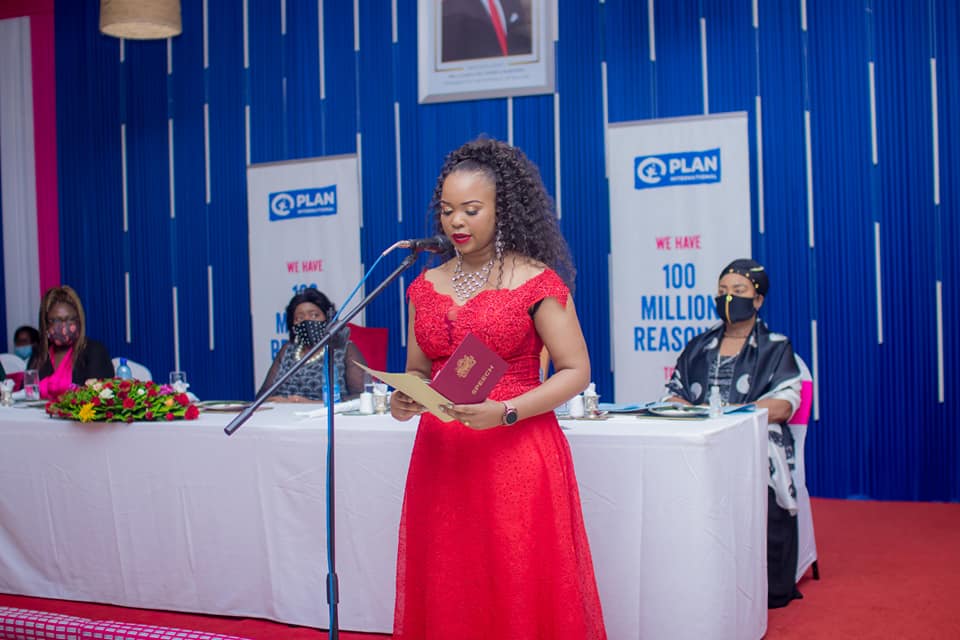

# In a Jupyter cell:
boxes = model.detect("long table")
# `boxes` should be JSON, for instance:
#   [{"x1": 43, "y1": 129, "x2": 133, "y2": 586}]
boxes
[{"x1": 0, "y1": 404, "x2": 768, "y2": 639}]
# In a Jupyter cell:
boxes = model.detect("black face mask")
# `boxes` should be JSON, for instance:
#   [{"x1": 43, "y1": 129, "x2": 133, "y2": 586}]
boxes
[
  {"x1": 715, "y1": 294, "x2": 757, "y2": 324},
  {"x1": 292, "y1": 319, "x2": 327, "y2": 346}
]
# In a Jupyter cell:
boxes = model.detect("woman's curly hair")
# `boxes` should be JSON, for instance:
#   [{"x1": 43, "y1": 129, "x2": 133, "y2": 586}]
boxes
[{"x1": 430, "y1": 137, "x2": 576, "y2": 289}]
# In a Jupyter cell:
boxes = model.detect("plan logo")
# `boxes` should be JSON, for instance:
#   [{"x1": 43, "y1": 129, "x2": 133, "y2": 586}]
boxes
[
  {"x1": 634, "y1": 149, "x2": 721, "y2": 189},
  {"x1": 269, "y1": 185, "x2": 338, "y2": 221}
]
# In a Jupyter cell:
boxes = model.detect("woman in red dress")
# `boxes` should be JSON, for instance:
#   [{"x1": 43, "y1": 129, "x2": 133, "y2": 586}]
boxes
[{"x1": 390, "y1": 138, "x2": 607, "y2": 639}]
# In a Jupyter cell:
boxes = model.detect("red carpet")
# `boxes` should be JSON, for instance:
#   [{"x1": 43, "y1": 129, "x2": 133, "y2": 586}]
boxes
[
  {"x1": 766, "y1": 498, "x2": 960, "y2": 639},
  {"x1": 2, "y1": 498, "x2": 959, "y2": 639}
]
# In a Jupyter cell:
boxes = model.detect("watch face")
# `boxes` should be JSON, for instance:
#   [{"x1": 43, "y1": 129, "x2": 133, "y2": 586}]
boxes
[{"x1": 504, "y1": 408, "x2": 519, "y2": 425}]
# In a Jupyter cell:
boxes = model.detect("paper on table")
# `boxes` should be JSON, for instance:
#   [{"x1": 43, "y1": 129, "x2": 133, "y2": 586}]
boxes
[
  {"x1": 355, "y1": 362, "x2": 455, "y2": 422},
  {"x1": 292, "y1": 398, "x2": 361, "y2": 418}
]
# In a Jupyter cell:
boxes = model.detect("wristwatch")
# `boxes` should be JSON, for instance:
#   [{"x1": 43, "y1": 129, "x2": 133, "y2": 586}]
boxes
[{"x1": 502, "y1": 401, "x2": 519, "y2": 426}]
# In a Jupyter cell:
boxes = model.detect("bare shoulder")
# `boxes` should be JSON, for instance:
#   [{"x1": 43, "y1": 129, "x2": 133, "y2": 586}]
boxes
[
  {"x1": 421, "y1": 260, "x2": 457, "y2": 286},
  {"x1": 503, "y1": 254, "x2": 547, "y2": 289}
]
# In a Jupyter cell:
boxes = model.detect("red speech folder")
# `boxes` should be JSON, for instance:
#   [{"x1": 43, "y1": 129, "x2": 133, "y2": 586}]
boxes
[{"x1": 429, "y1": 332, "x2": 508, "y2": 404}]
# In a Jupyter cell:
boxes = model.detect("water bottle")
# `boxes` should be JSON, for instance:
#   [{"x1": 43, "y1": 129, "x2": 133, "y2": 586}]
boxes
[
  {"x1": 708, "y1": 385, "x2": 722, "y2": 418},
  {"x1": 323, "y1": 360, "x2": 343, "y2": 406},
  {"x1": 116, "y1": 358, "x2": 133, "y2": 381}
]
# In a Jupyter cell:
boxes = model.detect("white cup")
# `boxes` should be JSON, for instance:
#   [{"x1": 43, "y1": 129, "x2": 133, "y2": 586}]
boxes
[
  {"x1": 568, "y1": 394, "x2": 585, "y2": 418},
  {"x1": 358, "y1": 392, "x2": 374, "y2": 415}
]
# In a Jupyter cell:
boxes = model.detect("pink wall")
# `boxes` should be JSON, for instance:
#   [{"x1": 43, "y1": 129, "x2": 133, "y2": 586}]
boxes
[{"x1": 1, "y1": 0, "x2": 59, "y2": 291}]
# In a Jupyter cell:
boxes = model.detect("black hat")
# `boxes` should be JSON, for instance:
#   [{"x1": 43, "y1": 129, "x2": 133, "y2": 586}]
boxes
[{"x1": 719, "y1": 259, "x2": 769, "y2": 296}]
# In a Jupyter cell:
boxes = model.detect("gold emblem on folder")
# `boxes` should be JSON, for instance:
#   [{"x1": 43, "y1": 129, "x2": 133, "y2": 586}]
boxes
[{"x1": 455, "y1": 354, "x2": 477, "y2": 378}]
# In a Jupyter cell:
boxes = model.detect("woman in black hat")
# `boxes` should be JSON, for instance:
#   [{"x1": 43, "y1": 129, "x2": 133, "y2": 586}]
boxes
[{"x1": 666, "y1": 258, "x2": 804, "y2": 609}]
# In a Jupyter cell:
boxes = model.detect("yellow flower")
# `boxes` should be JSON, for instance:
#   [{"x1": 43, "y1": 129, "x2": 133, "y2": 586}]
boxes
[{"x1": 78, "y1": 402, "x2": 97, "y2": 423}]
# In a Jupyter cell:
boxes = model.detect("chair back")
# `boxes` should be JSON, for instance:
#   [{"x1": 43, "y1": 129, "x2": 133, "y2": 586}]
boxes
[
  {"x1": 111, "y1": 357, "x2": 154, "y2": 382},
  {"x1": 789, "y1": 356, "x2": 813, "y2": 427},
  {"x1": 790, "y1": 354, "x2": 818, "y2": 582},
  {"x1": 0, "y1": 353, "x2": 26, "y2": 373},
  {"x1": 347, "y1": 323, "x2": 389, "y2": 372}
]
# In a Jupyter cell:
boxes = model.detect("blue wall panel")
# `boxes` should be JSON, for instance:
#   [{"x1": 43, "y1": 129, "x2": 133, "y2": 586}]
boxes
[
  {"x1": 50, "y1": 0, "x2": 960, "y2": 501},
  {"x1": 804, "y1": 0, "x2": 875, "y2": 498}
]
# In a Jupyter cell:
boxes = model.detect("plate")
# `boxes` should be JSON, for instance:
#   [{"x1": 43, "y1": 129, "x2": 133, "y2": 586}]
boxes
[
  {"x1": 565, "y1": 411, "x2": 610, "y2": 421},
  {"x1": 14, "y1": 400, "x2": 48, "y2": 409},
  {"x1": 199, "y1": 401, "x2": 259, "y2": 412},
  {"x1": 646, "y1": 404, "x2": 710, "y2": 419}
]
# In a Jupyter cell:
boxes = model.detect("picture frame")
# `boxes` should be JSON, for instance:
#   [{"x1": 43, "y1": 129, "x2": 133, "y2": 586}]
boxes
[{"x1": 417, "y1": 0, "x2": 556, "y2": 104}]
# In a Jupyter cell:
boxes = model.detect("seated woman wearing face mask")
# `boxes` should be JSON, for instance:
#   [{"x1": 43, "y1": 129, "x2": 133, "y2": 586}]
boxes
[
  {"x1": 31, "y1": 285, "x2": 115, "y2": 399},
  {"x1": 665, "y1": 259, "x2": 804, "y2": 609},
  {"x1": 13, "y1": 325, "x2": 40, "y2": 363},
  {"x1": 257, "y1": 288, "x2": 367, "y2": 403}
]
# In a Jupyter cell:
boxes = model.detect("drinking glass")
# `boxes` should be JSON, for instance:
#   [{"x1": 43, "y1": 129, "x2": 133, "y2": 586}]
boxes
[
  {"x1": 363, "y1": 372, "x2": 375, "y2": 395},
  {"x1": 23, "y1": 369, "x2": 40, "y2": 401},
  {"x1": 372, "y1": 381, "x2": 389, "y2": 415},
  {"x1": 169, "y1": 371, "x2": 188, "y2": 393}
]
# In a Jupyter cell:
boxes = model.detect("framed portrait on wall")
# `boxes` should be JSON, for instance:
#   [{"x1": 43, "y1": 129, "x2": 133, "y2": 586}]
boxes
[{"x1": 418, "y1": 0, "x2": 556, "y2": 104}]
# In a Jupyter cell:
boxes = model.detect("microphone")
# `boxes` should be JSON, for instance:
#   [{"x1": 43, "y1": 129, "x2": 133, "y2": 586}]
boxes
[{"x1": 382, "y1": 235, "x2": 453, "y2": 256}]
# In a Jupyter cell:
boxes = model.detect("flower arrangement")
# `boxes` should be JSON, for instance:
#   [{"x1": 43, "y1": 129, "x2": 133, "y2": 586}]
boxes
[{"x1": 46, "y1": 378, "x2": 200, "y2": 423}]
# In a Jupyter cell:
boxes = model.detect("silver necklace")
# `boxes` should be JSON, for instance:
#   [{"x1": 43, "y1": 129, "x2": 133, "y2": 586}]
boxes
[{"x1": 451, "y1": 253, "x2": 495, "y2": 302}]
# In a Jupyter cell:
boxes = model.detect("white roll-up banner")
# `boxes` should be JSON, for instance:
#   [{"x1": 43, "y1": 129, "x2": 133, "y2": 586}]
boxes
[
  {"x1": 246, "y1": 155, "x2": 361, "y2": 393},
  {"x1": 608, "y1": 113, "x2": 751, "y2": 402}
]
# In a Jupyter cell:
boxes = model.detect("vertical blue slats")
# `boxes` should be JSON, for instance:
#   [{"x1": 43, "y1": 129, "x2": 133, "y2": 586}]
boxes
[
  {"x1": 170, "y1": 0, "x2": 208, "y2": 386},
  {"x1": 873, "y1": 0, "x2": 938, "y2": 500},
  {"x1": 285, "y1": 1, "x2": 324, "y2": 160},
  {"x1": 605, "y1": 0, "x2": 655, "y2": 122},
  {"x1": 55, "y1": 0, "x2": 126, "y2": 350},
  {"x1": 557, "y1": 0, "x2": 612, "y2": 396},
  {"x1": 356, "y1": 0, "x2": 403, "y2": 369},
  {"x1": 804, "y1": 0, "x2": 875, "y2": 499},
  {"x1": 653, "y1": 0, "x2": 703, "y2": 117},
  {"x1": 124, "y1": 39, "x2": 175, "y2": 379},
  {"x1": 936, "y1": 0, "x2": 960, "y2": 499},
  {"x1": 204, "y1": 0, "x2": 251, "y2": 398},
  {"x1": 322, "y1": 0, "x2": 359, "y2": 156},
  {"x1": 247, "y1": 0, "x2": 284, "y2": 166},
  {"x1": 47, "y1": 0, "x2": 960, "y2": 501}
]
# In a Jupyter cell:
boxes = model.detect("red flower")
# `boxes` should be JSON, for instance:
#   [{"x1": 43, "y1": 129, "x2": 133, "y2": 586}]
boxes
[
  {"x1": 184, "y1": 405, "x2": 200, "y2": 420},
  {"x1": 122, "y1": 397, "x2": 136, "y2": 409},
  {"x1": 175, "y1": 393, "x2": 190, "y2": 407},
  {"x1": 165, "y1": 412, "x2": 175, "y2": 421},
  {"x1": 105, "y1": 411, "x2": 114, "y2": 420},
  {"x1": 145, "y1": 411, "x2": 154, "y2": 420},
  {"x1": 147, "y1": 387, "x2": 158, "y2": 397},
  {"x1": 119, "y1": 380, "x2": 132, "y2": 391},
  {"x1": 125, "y1": 416, "x2": 134, "y2": 423},
  {"x1": 92, "y1": 397, "x2": 101, "y2": 406}
]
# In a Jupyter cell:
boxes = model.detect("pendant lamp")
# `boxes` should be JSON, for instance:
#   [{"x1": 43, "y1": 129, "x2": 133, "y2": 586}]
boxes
[{"x1": 99, "y1": 0, "x2": 182, "y2": 40}]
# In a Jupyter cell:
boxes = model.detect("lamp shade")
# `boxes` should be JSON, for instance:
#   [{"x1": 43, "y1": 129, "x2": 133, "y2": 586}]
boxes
[{"x1": 99, "y1": 0, "x2": 182, "y2": 40}]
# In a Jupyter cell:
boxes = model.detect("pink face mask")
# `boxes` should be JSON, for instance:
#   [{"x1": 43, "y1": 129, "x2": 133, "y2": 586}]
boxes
[{"x1": 48, "y1": 322, "x2": 79, "y2": 348}]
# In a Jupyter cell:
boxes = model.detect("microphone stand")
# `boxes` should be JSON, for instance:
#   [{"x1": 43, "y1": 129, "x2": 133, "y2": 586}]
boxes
[{"x1": 224, "y1": 249, "x2": 424, "y2": 639}]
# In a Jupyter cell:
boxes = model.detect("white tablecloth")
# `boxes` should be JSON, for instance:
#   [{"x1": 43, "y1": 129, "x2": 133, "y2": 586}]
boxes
[{"x1": 0, "y1": 404, "x2": 768, "y2": 639}]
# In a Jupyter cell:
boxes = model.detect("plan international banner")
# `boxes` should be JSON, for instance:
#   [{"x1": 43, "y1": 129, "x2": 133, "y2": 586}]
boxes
[
  {"x1": 246, "y1": 155, "x2": 361, "y2": 393},
  {"x1": 607, "y1": 113, "x2": 751, "y2": 402}
]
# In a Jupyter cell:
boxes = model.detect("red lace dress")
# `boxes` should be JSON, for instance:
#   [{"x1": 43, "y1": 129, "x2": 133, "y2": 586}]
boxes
[{"x1": 393, "y1": 269, "x2": 607, "y2": 640}]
